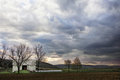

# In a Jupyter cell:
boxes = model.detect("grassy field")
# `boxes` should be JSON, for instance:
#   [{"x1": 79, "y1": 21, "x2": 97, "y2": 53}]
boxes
[
  {"x1": 0, "y1": 72, "x2": 120, "y2": 80},
  {"x1": 63, "y1": 68, "x2": 120, "y2": 72},
  {"x1": 0, "y1": 70, "x2": 30, "y2": 74}
]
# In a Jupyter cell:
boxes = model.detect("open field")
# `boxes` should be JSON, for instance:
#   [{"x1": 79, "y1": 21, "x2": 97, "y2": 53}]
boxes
[
  {"x1": 0, "y1": 72, "x2": 120, "y2": 80},
  {"x1": 63, "y1": 68, "x2": 120, "y2": 72}
]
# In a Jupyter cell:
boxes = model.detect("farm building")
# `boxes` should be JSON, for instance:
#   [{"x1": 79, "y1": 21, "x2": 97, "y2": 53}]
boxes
[
  {"x1": 12, "y1": 60, "x2": 36, "y2": 72},
  {"x1": 12, "y1": 60, "x2": 58, "y2": 72}
]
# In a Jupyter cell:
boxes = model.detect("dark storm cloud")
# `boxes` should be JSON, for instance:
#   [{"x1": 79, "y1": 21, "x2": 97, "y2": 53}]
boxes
[
  {"x1": 83, "y1": 0, "x2": 120, "y2": 63},
  {"x1": 85, "y1": 34, "x2": 120, "y2": 55}
]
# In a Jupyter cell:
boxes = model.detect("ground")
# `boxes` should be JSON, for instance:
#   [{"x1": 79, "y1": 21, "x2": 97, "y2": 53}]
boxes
[
  {"x1": 0, "y1": 69, "x2": 120, "y2": 80},
  {"x1": 0, "y1": 72, "x2": 120, "y2": 80}
]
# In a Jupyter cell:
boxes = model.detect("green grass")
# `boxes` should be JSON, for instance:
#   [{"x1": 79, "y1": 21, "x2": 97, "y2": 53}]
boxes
[
  {"x1": 0, "y1": 71, "x2": 11, "y2": 74},
  {"x1": 20, "y1": 70, "x2": 30, "y2": 73},
  {"x1": 14, "y1": 70, "x2": 30, "y2": 73},
  {"x1": 0, "y1": 70, "x2": 30, "y2": 74}
]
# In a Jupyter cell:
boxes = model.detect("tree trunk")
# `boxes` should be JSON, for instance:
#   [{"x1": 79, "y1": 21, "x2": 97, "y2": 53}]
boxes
[
  {"x1": 69, "y1": 65, "x2": 70, "y2": 72},
  {"x1": 68, "y1": 65, "x2": 70, "y2": 72},
  {"x1": 77, "y1": 65, "x2": 79, "y2": 72},
  {"x1": 38, "y1": 60, "x2": 40, "y2": 70},
  {"x1": 68, "y1": 65, "x2": 69, "y2": 72},
  {"x1": 17, "y1": 66, "x2": 20, "y2": 74}
]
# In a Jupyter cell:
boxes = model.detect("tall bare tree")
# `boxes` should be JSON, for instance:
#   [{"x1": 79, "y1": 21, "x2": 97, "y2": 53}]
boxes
[
  {"x1": 9, "y1": 44, "x2": 32, "y2": 74},
  {"x1": 73, "y1": 57, "x2": 82, "y2": 72},
  {"x1": 0, "y1": 44, "x2": 8, "y2": 69},
  {"x1": 34, "y1": 44, "x2": 46, "y2": 70},
  {"x1": 64, "y1": 59, "x2": 71, "y2": 72}
]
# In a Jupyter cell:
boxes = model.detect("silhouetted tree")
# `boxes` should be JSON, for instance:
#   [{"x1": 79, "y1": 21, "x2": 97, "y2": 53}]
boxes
[
  {"x1": 73, "y1": 57, "x2": 82, "y2": 72},
  {"x1": 64, "y1": 59, "x2": 71, "y2": 72},
  {"x1": 0, "y1": 44, "x2": 8, "y2": 69},
  {"x1": 9, "y1": 44, "x2": 32, "y2": 74},
  {"x1": 34, "y1": 44, "x2": 46, "y2": 70}
]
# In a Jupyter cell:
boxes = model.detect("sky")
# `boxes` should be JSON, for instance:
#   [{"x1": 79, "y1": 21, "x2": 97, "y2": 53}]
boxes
[{"x1": 0, "y1": 0, "x2": 120, "y2": 65}]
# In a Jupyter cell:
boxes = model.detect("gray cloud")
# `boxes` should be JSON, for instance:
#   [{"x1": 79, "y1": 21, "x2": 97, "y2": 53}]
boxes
[{"x1": 0, "y1": 0, "x2": 120, "y2": 65}]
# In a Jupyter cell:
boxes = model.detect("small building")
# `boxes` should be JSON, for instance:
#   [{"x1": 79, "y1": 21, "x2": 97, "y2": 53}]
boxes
[{"x1": 12, "y1": 60, "x2": 36, "y2": 72}]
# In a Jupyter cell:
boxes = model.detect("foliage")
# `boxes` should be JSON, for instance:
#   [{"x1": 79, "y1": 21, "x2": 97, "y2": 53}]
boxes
[{"x1": 0, "y1": 59, "x2": 12, "y2": 69}]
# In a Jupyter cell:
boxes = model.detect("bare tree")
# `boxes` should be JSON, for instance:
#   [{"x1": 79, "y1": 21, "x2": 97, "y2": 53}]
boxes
[
  {"x1": 9, "y1": 44, "x2": 32, "y2": 74},
  {"x1": 64, "y1": 59, "x2": 71, "y2": 72},
  {"x1": 0, "y1": 44, "x2": 8, "y2": 69},
  {"x1": 34, "y1": 44, "x2": 46, "y2": 70},
  {"x1": 73, "y1": 57, "x2": 82, "y2": 72}
]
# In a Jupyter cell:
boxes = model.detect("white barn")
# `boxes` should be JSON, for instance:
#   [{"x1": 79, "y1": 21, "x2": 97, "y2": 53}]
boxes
[{"x1": 12, "y1": 60, "x2": 36, "y2": 72}]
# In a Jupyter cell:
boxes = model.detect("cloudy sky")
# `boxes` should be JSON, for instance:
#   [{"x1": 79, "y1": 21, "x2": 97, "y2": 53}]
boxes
[{"x1": 0, "y1": 0, "x2": 120, "y2": 65}]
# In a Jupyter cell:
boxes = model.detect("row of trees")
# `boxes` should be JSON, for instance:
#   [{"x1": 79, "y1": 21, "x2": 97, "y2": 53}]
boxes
[
  {"x1": 0, "y1": 43, "x2": 46, "y2": 73},
  {"x1": 64, "y1": 57, "x2": 82, "y2": 72}
]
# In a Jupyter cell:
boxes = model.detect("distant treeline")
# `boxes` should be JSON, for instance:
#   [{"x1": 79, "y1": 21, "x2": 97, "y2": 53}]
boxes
[
  {"x1": 0, "y1": 58, "x2": 12, "y2": 69},
  {"x1": 55, "y1": 64, "x2": 120, "y2": 69}
]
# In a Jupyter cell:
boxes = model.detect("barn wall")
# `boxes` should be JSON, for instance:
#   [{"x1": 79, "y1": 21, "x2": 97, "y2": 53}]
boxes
[
  {"x1": 12, "y1": 66, "x2": 22, "y2": 72},
  {"x1": 28, "y1": 65, "x2": 36, "y2": 71}
]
